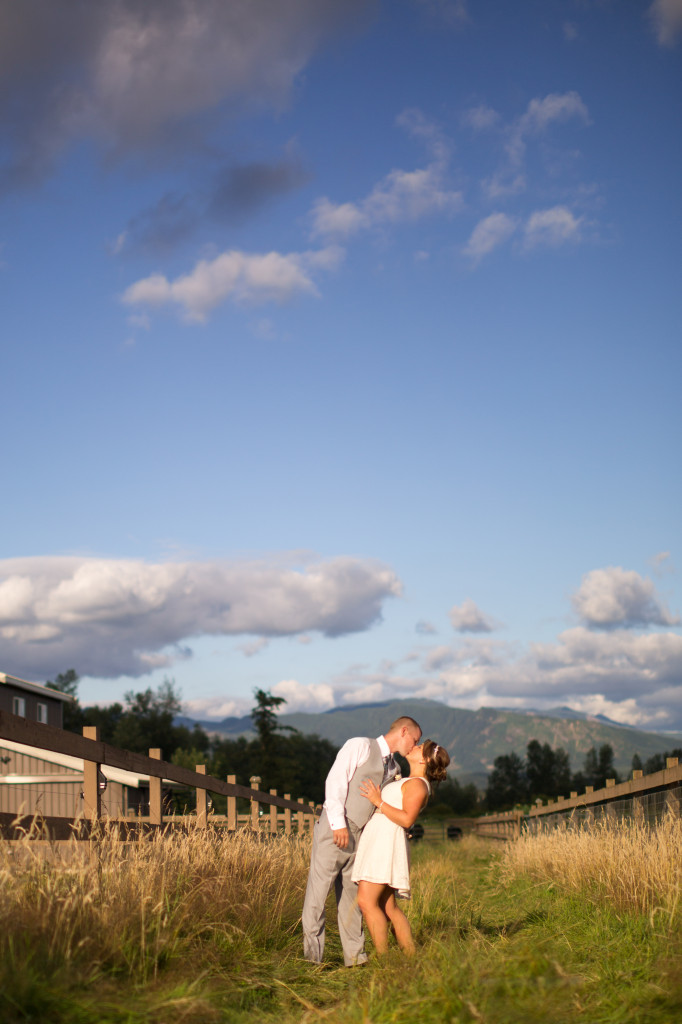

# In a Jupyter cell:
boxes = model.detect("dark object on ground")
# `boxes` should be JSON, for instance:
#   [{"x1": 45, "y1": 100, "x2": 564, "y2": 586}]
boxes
[{"x1": 447, "y1": 825, "x2": 463, "y2": 840}]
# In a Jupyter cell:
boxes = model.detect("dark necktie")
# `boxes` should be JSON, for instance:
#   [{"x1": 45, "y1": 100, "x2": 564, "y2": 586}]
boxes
[{"x1": 382, "y1": 754, "x2": 396, "y2": 783}]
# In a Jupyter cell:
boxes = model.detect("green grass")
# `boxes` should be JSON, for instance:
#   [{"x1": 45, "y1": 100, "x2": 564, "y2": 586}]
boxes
[{"x1": 1, "y1": 831, "x2": 680, "y2": 1023}]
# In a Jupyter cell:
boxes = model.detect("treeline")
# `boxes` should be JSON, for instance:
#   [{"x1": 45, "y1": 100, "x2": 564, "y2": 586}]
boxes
[
  {"x1": 46, "y1": 670, "x2": 482, "y2": 816},
  {"x1": 427, "y1": 776, "x2": 479, "y2": 817},
  {"x1": 46, "y1": 671, "x2": 337, "y2": 806},
  {"x1": 486, "y1": 738, "x2": 682, "y2": 811}
]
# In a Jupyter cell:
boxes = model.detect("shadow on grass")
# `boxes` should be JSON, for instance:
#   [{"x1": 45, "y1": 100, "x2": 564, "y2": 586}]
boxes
[{"x1": 459, "y1": 907, "x2": 548, "y2": 939}]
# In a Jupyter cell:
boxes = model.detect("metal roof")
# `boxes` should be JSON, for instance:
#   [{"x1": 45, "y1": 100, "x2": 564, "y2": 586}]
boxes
[{"x1": 0, "y1": 672, "x2": 75, "y2": 703}]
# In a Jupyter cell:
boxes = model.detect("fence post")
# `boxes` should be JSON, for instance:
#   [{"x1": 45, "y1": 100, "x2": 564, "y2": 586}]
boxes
[
  {"x1": 633, "y1": 794, "x2": 646, "y2": 825},
  {"x1": 283, "y1": 793, "x2": 292, "y2": 835},
  {"x1": 226, "y1": 775, "x2": 237, "y2": 830},
  {"x1": 250, "y1": 776, "x2": 261, "y2": 830},
  {"x1": 82, "y1": 726, "x2": 101, "y2": 822},
  {"x1": 149, "y1": 748, "x2": 162, "y2": 825},
  {"x1": 665, "y1": 759, "x2": 680, "y2": 818},
  {"x1": 196, "y1": 764, "x2": 207, "y2": 826},
  {"x1": 309, "y1": 801, "x2": 316, "y2": 832},
  {"x1": 296, "y1": 796, "x2": 305, "y2": 834},
  {"x1": 270, "y1": 789, "x2": 278, "y2": 834}
]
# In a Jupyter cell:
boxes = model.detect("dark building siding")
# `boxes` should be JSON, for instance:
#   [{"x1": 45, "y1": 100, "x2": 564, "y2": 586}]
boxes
[{"x1": 0, "y1": 684, "x2": 64, "y2": 728}]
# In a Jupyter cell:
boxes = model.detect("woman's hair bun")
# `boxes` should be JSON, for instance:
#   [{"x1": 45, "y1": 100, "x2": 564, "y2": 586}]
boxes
[{"x1": 422, "y1": 739, "x2": 450, "y2": 785}]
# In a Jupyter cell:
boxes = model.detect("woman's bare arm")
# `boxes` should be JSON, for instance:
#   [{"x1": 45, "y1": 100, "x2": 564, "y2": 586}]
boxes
[{"x1": 359, "y1": 777, "x2": 428, "y2": 829}]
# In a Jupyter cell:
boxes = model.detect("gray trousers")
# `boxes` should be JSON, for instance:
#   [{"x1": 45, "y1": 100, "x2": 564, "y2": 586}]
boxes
[{"x1": 301, "y1": 810, "x2": 367, "y2": 967}]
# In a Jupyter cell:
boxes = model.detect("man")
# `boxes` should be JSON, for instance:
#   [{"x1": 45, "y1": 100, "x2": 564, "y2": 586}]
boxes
[{"x1": 301, "y1": 715, "x2": 422, "y2": 966}]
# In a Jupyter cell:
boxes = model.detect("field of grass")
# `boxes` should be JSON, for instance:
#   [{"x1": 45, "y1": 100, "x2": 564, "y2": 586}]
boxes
[{"x1": 1, "y1": 820, "x2": 681, "y2": 1023}]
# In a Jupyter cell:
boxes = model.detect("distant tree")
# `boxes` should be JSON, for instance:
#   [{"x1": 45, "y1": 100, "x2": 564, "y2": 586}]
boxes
[
  {"x1": 553, "y1": 747, "x2": 572, "y2": 797},
  {"x1": 580, "y1": 744, "x2": 620, "y2": 790},
  {"x1": 206, "y1": 728, "x2": 337, "y2": 806},
  {"x1": 596, "y1": 743, "x2": 620, "y2": 788},
  {"x1": 81, "y1": 702, "x2": 124, "y2": 743},
  {"x1": 111, "y1": 679, "x2": 209, "y2": 759},
  {"x1": 582, "y1": 746, "x2": 599, "y2": 786},
  {"x1": 46, "y1": 669, "x2": 85, "y2": 731},
  {"x1": 643, "y1": 749, "x2": 682, "y2": 775},
  {"x1": 630, "y1": 753, "x2": 643, "y2": 779},
  {"x1": 46, "y1": 669, "x2": 79, "y2": 699},
  {"x1": 251, "y1": 688, "x2": 288, "y2": 745},
  {"x1": 485, "y1": 752, "x2": 527, "y2": 810},
  {"x1": 525, "y1": 740, "x2": 572, "y2": 801},
  {"x1": 429, "y1": 777, "x2": 479, "y2": 817}
]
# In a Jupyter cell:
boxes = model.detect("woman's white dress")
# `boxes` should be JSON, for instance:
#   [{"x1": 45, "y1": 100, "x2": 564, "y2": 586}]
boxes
[{"x1": 351, "y1": 776, "x2": 430, "y2": 898}]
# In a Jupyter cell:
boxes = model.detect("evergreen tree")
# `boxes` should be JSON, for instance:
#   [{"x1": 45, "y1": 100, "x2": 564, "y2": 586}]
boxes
[
  {"x1": 485, "y1": 752, "x2": 527, "y2": 810},
  {"x1": 596, "y1": 743, "x2": 619, "y2": 788},
  {"x1": 46, "y1": 669, "x2": 85, "y2": 731},
  {"x1": 251, "y1": 688, "x2": 287, "y2": 743},
  {"x1": 643, "y1": 749, "x2": 682, "y2": 775}
]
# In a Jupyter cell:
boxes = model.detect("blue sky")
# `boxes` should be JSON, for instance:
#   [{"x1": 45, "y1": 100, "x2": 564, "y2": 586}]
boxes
[{"x1": 2, "y1": 0, "x2": 681, "y2": 731}]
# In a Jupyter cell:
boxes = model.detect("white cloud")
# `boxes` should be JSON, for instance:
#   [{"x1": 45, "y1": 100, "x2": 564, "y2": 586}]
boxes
[
  {"x1": 648, "y1": 0, "x2": 682, "y2": 46},
  {"x1": 122, "y1": 246, "x2": 344, "y2": 322},
  {"x1": 425, "y1": 645, "x2": 457, "y2": 670},
  {"x1": 649, "y1": 551, "x2": 675, "y2": 578},
  {"x1": 427, "y1": 627, "x2": 682, "y2": 726},
  {"x1": 463, "y1": 212, "x2": 518, "y2": 261},
  {"x1": 183, "y1": 697, "x2": 248, "y2": 721},
  {"x1": 0, "y1": 554, "x2": 401, "y2": 679},
  {"x1": 483, "y1": 91, "x2": 590, "y2": 199},
  {"x1": 463, "y1": 104, "x2": 500, "y2": 131},
  {"x1": 236, "y1": 638, "x2": 270, "y2": 657},
  {"x1": 311, "y1": 109, "x2": 461, "y2": 240},
  {"x1": 415, "y1": 619, "x2": 437, "y2": 635},
  {"x1": 311, "y1": 166, "x2": 462, "y2": 240},
  {"x1": 310, "y1": 199, "x2": 368, "y2": 239},
  {"x1": 271, "y1": 678, "x2": 335, "y2": 713},
  {"x1": 481, "y1": 172, "x2": 526, "y2": 201},
  {"x1": 517, "y1": 91, "x2": 590, "y2": 138},
  {"x1": 572, "y1": 566, "x2": 680, "y2": 629},
  {"x1": 449, "y1": 598, "x2": 500, "y2": 633},
  {"x1": 341, "y1": 682, "x2": 386, "y2": 705},
  {"x1": 270, "y1": 610, "x2": 682, "y2": 725},
  {"x1": 523, "y1": 206, "x2": 582, "y2": 249},
  {"x1": 561, "y1": 694, "x2": 669, "y2": 728},
  {"x1": 396, "y1": 107, "x2": 451, "y2": 162}
]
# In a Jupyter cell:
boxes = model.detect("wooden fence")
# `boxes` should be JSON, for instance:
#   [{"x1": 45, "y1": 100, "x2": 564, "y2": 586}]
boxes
[
  {"x1": 474, "y1": 757, "x2": 682, "y2": 840},
  {"x1": 0, "y1": 709, "x2": 317, "y2": 840}
]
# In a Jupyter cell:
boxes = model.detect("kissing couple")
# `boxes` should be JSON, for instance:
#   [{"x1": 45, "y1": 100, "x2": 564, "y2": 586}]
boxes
[{"x1": 302, "y1": 715, "x2": 450, "y2": 965}]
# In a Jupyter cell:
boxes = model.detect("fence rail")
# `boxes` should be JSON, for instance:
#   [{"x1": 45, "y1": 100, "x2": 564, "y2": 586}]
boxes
[
  {"x1": 0, "y1": 710, "x2": 317, "y2": 838},
  {"x1": 474, "y1": 757, "x2": 682, "y2": 840}
]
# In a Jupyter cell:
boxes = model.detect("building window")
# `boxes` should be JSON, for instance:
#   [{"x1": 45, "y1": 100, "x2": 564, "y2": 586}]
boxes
[
  {"x1": 37, "y1": 702, "x2": 48, "y2": 725},
  {"x1": 12, "y1": 696, "x2": 26, "y2": 717}
]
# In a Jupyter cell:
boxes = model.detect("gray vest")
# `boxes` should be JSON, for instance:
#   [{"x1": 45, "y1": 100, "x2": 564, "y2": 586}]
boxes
[{"x1": 345, "y1": 739, "x2": 385, "y2": 829}]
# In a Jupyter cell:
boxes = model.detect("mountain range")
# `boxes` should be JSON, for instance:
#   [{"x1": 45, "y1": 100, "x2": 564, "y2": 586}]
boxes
[{"x1": 179, "y1": 699, "x2": 681, "y2": 788}]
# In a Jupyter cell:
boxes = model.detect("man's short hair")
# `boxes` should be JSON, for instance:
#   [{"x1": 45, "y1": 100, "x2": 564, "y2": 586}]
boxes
[{"x1": 389, "y1": 715, "x2": 421, "y2": 734}]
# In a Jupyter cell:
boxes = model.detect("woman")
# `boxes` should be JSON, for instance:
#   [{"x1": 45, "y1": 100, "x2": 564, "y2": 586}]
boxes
[{"x1": 351, "y1": 739, "x2": 450, "y2": 955}]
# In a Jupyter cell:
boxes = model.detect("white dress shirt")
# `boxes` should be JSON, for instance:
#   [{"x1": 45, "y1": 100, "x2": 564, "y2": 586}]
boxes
[{"x1": 323, "y1": 734, "x2": 391, "y2": 831}]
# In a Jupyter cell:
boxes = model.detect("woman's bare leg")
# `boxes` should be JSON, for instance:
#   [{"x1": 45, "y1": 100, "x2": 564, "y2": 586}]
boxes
[
  {"x1": 381, "y1": 890, "x2": 415, "y2": 954},
  {"x1": 357, "y1": 881, "x2": 391, "y2": 954}
]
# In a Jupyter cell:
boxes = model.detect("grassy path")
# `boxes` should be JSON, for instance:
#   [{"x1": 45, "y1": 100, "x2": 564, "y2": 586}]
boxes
[
  {"x1": 275, "y1": 839, "x2": 682, "y2": 1024},
  {"x1": 2, "y1": 832, "x2": 680, "y2": 1022}
]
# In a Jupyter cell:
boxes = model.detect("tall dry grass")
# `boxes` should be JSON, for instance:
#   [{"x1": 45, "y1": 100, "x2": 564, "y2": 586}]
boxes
[
  {"x1": 0, "y1": 822, "x2": 312, "y2": 1019},
  {"x1": 501, "y1": 814, "x2": 682, "y2": 921}
]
